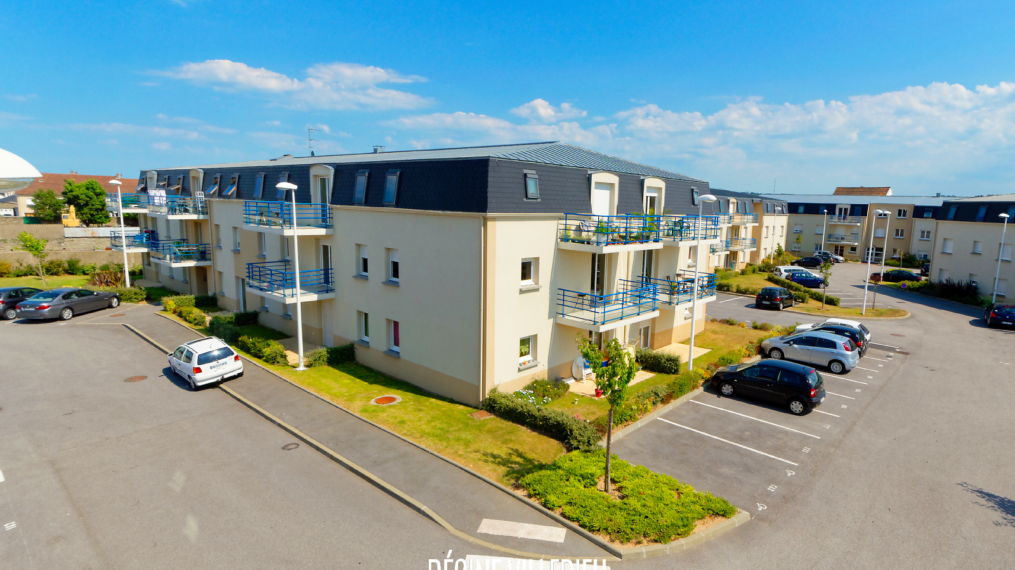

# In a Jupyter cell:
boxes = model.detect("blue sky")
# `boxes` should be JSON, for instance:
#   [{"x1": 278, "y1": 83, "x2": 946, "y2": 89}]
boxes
[{"x1": 2, "y1": 0, "x2": 1015, "y2": 195}]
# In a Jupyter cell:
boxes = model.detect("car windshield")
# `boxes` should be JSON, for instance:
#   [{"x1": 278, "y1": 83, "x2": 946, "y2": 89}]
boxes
[
  {"x1": 197, "y1": 347, "x2": 235, "y2": 365},
  {"x1": 30, "y1": 291, "x2": 61, "y2": 301}
]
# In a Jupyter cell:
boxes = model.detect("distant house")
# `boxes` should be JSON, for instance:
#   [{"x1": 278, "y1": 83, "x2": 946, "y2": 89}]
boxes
[
  {"x1": 833, "y1": 186, "x2": 893, "y2": 197},
  {"x1": 15, "y1": 172, "x2": 138, "y2": 217}
]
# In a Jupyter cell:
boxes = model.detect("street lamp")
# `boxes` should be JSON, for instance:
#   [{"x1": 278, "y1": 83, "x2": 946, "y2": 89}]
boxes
[
  {"x1": 878, "y1": 211, "x2": 892, "y2": 282},
  {"x1": 993, "y1": 213, "x2": 1010, "y2": 304},
  {"x1": 277, "y1": 181, "x2": 306, "y2": 371},
  {"x1": 862, "y1": 209, "x2": 888, "y2": 315},
  {"x1": 821, "y1": 208, "x2": 827, "y2": 254},
  {"x1": 688, "y1": 193, "x2": 718, "y2": 372},
  {"x1": 109, "y1": 179, "x2": 129, "y2": 288}
]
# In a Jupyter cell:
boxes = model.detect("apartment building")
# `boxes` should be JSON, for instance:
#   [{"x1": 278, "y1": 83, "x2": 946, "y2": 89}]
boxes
[
  {"x1": 115, "y1": 142, "x2": 724, "y2": 406},
  {"x1": 929, "y1": 195, "x2": 1015, "y2": 298},
  {"x1": 772, "y1": 195, "x2": 945, "y2": 262}
]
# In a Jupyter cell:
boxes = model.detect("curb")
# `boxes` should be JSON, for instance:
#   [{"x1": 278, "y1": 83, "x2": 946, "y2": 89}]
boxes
[
  {"x1": 717, "y1": 291, "x2": 912, "y2": 320},
  {"x1": 623, "y1": 510, "x2": 752, "y2": 559},
  {"x1": 598, "y1": 387, "x2": 704, "y2": 448}
]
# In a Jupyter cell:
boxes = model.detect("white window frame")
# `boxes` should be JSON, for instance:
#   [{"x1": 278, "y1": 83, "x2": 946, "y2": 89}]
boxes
[
  {"x1": 519, "y1": 335, "x2": 535, "y2": 367},
  {"x1": 388, "y1": 319, "x2": 400, "y2": 353},
  {"x1": 919, "y1": 230, "x2": 931, "y2": 240},
  {"x1": 897, "y1": 209, "x2": 908, "y2": 219},
  {"x1": 1001, "y1": 243, "x2": 1013, "y2": 262},
  {"x1": 973, "y1": 241, "x2": 983, "y2": 254},
  {"x1": 815, "y1": 225, "x2": 823, "y2": 235},
  {"x1": 942, "y1": 238, "x2": 954, "y2": 254},
  {"x1": 793, "y1": 224, "x2": 802, "y2": 234},
  {"x1": 258, "y1": 233, "x2": 266, "y2": 257},
  {"x1": 521, "y1": 258, "x2": 536, "y2": 286},
  {"x1": 387, "y1": 248, "x2": 399, "y2": 283},
  {"x1": 894, "y1": 228, "x2": 905, "y2": 239},
  {"x1": 232, "y1": 227, "x2": 240, "y2": 251},
  {"x1": 358, "y1": 311, "x2": 370, "y2": 344},
  {"x1": 357, "y1": 244, "x2": 368, "y2": 277}
]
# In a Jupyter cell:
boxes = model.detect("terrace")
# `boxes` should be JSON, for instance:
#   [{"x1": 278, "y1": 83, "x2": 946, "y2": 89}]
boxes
[
  {"x1": 105, "y1": 193, "x2": 149, "y2": 213},
  {"x1": 555, "y1": 282, "x2": 660, "y2": 332},
  {"x1": 148, "y1": 196, "x2": 208, "y2": 219},
  {"x1": 557, "y1": 213, "x2": 664, "y2": 254},
  {"x1": 624, "y1": 273, "x2": 717, "y2": 308},
  {"x1": 149, "y1": 240, "x2": 212, "y2": 267},
  {"x1": 732, "y1": 213, "x2": 759, "y2": 225},
  {"x1": 246, "y1": 260, "x2": 335, "y2": 303},
  {"x1": 826, "y1": 234, "x2": 861, "y2": 245},
  {"x1": 658, "y1": 215, "x2": 721, "y2": 243},
  {"x1": 243, "y1": 201, "x2": 334, "y2": 236},
  {"x1": 109, "y1": 229, "x2": 156, "y2": 253},
  {"x1": 728, "y1": 237, "x2": 757, "y2": 251},
  {"x1": 828, "y1": 215, "x2": 863, "y2": 225}
]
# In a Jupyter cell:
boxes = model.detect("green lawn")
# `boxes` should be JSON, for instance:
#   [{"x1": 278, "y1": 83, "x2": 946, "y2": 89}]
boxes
[
  {"x1": 719, "y1": 271, "x2": 776, "y2": 291},
  {"x1": 788, "y1": 305, "x2": 908, "y2": 318},
  {"x1": 0, "y1": 275, "x2": 90, "y2": 289}
]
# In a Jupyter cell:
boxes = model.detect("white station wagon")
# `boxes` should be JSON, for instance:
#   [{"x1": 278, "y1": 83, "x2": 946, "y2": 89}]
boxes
[{"x1": 168, "y1": 337, "x2": 244, "y2": 390}]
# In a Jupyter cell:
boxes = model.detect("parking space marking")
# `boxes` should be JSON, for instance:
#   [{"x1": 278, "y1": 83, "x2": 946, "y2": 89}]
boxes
[
  {"x1": 812, "y1": 409, "x2": 840, "y2": 417},
  {"x1": 826, "y1": 391, "x2": 856, "y2": 400},
  {"x1": 0, "y1": 467, "x2": 4, "y2": 483},
  {"x1": 719, "y1": 297, "x2": 743, "y2": 303},
  {"x1": 865, "y1": 357, "x2": 890, "y2": 362},
  {"x1": 855, "y1": 366, "x2": 879, "y2": 373},
  {"x1": 658, "y1": 418, "x2": 799, "y2": 466},
  {"x1": 869, "y1": 343, "x2": 901, "y2": 350},
  {"x1": 690, "y1": 400, "x2": 821, "y2": 439},
  {"x1": 823, "y1": 374, "x2": 868, "y2": 385}
]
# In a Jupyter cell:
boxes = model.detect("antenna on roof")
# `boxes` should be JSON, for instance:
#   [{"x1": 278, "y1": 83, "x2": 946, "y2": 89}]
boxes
[{"x1": 308, "y1": 127, "x2": 319, "y2": 155}]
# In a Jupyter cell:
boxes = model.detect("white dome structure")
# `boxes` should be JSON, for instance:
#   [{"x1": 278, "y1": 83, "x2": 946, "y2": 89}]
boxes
[{"x1": 0, "y1": 148, "x2": 42, "y2": 192}]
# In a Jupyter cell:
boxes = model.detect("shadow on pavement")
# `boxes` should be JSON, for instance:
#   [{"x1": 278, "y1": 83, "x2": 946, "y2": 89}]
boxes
[
  {"x1": 960, "y1": 482, "x2": 1015, "y2": 527},
  {"x1": 162, "y1": 365, "x2": 193, "y2": 391},
  {"x1": 699, "y1": 381, "x2": 815, "y2": 417}
]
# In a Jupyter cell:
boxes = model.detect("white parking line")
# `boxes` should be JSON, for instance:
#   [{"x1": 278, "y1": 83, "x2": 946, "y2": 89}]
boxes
[
  {"x1": 719, "y1": 297, "x2": 743, "y2": 303},
  {"x1": 658, "y1": 418, "x2": 799, "y2": 466},
  {"x1": 812, "y1": 409, "x2": 840, "y2": 417},
  {"x1": 0, "y1": 468, "x2": 4, "y2": 483},
  {"x1": 864, "y1": 357, "x2": 890, "y2": 362},
  {"x1": 855, "y1": 366, "x2": 879, "y2": 372},
  {"x1": 690, "y1": 400, "x2": 821, "y2": 439},
  {"x1": 825, "y1": 391, "x2": 856, "y2": 400},
  {"x1": 869, "y1": 342, "x2": 901, "y2": 350},
  {"x1": 477, "y1": 519, "x2": 567, "y2": 543},
  {"x1": 823, "y1": 374, "x2": 868, "y2": 385}
]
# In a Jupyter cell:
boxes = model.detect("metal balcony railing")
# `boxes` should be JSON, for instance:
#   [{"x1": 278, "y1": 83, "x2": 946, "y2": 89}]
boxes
[
  {"x1": 710, "y1": 239, "x2": 730, "y2": 254},
  {"x1": 729, "y1": 237, "x2": 757, "y2": 251},
  {"x1": 109, "y1": 229, "x2": 157, "y2": 249},
  {"x1": 243, "y1": 201, "x2": 333, "y2": 230},
  {"x1": 624, "y1": 273, "x2": 717, "y2": 306},
  {"x1": 150, "y1": 240, "x2": 212, "y2": 263},
  {"x1": 714, "y1": 213, "x2": 733, "y2": 225},
  {"x1": 732, "y1": 213, "x2": 759, "y2": 225},
  {"x1": 828, "y1": 215, "x2": 863, "y2": 225},
  {"x1": 105, "y1": 193, "x2": 150, "y2": 211},
  {"x1": 148, "y1": 196, "x2": 208, "y2": 216},
  {"x1": 246, "y1": 260, "x2": 334, "y2": 297},
  {"x1": 658, "y1": 215, "x2": 721, "y2": 241},
  {"x1": 556, "y1": 282, "x2": 659, "y2": 325},
  {"x1": 557, "y1": 214, "x2": 661, "y2": 246},
  {"x1": 826, "y1": 234, "x2": 861, "y2": 245}
]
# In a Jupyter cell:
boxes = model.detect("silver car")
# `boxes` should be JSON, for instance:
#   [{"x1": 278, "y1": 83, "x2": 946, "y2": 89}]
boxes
[
  {"x1": 761, "y1": 330, "x2": 860, "y2": 374},
  {"x1": 15, "y1": 287, "x2": 121, "y2": 320}
]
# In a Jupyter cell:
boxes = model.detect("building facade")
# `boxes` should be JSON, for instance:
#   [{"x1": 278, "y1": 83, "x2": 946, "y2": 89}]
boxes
[
  {"x1": 118, "y1": 143, "x2": 724, "y2": 406},
  {"x1": 929, "y1": 195, "x2": 1015, "y2": 298}
]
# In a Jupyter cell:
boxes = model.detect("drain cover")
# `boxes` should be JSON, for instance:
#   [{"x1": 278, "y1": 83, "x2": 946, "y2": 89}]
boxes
[
  {"x1": 891, "y1": 333, "x2": 905, "y2": 337},
  {"x1": 282, "y1": 443, "x2": 299, "y2": 451},
  {"x1": 371, "y1": 395, "x2": 401, "y2": 406},
  {"x1": 109, "y1": 313, "x2": 126, "y2": 318},
  {"x1": 124, "y1": 376, "x2": 147, "y2": 383}
]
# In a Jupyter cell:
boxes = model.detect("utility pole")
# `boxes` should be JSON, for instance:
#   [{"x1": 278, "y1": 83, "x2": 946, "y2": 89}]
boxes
[{"x1": 308, "y1": 127, "x2": 319, "y2": 155}]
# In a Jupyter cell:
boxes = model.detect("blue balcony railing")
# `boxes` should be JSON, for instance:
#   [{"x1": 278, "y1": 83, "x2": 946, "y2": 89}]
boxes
[
  {"x1": 828, "y1": 215, "x2": 863, "y2": 225},
  {"x1": 110, "y1": 229, "x2": 157, "y2": 249},
  {"x1": 557, "y1": 214, "x2": 661, "y2": 247},
  {"x1": 149, "y1": 196, "x2": 208, "y2": 216},
  {"x1": 729, "y1": 237, "x2": 757, "y2": 251},
  {"x1": 243, "y1": 201, "x2": 332, "y2": 230},
  {"x1": 556, "y1": 282, "x2": 659, "y2": 326},
  {"x1": 246, "y1": 260, "x2": 334, "y2": 297},
  {"x1": 710, "y1": 239, "x2": 730, "y2": 254},
  {"x1": 658, "y1": 215, "x2": 721, "y2": 241},
  {"x1": 714, "y1": 213, "x2": 733, "y2": 225},
  {"x1": 732, "y1": 213, "x2": 759, "y2": 225},
  {"x1": 624, "y1": 273, "x2": 717, "y2": 305},
  {"x1": 150, "y1": 240, "x2": 211, "y2": 263},
  {"x1": 106, "y1": 193, "x2": 150, "y2": 211}
]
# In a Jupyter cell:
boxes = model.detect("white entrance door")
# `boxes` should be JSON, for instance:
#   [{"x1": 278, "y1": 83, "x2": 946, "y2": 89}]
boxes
[{"x1": 592, "y1": 183, "x2": 612, "y2": 216}]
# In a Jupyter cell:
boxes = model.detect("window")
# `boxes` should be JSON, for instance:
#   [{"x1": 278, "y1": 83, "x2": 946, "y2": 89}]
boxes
[
  {"x1": 281, "y1": 235, "x2": 290, "y2": 259},
  {"x1": 877, "y1": 210, "x2": 889, "y2": 218},
  {"x1": 258, "y1": 233, "x2": 266, "y2": 257},
  {"x1": 215, "y1": 224, "x2": 221, "y2": 247},
  {"x1": 894, "y1": 228, "x2": 905, "y2": 238},
  {"x1": 276, "y1": 173, "x2": 290, "y2": 200},
  {"x1": 641, "y1": 250, "x2": 653, "y2": 278},
  {"x1": 524, "y1": 171, "x2": 539, "y2": 200},
  {"x1": 644, "y1": 187, "x2": 659, "y2": 215},
  {"x1": 897, "y1": 209, "x2": 908, "y2": 219},
  {"x1": 779, "y1": 226, "x2": 784, "y2": 237},
  {"x1": 254, "y1": 173, "x2": 265, "y2": 200},
  {"x1": 947, "y1": 206, "x2": 957, "y2": 220},
  {"x1": 969, "y1": 274, "x2": 979, "y2": 287},
  {"x1": 891, "y1": 248, "x2": 900, "y2": 258},
  {"x1": 942, "y1": 238, "x2": 954, "y2": 254},
  {"x1": 389, "y1": 320, "x2": 400, "y2": 353},
  {"x1": 923, "y1": 209, "x2": 932, "y2": 218},
  {"x1": 232, "y1": 227, "x2": 240, "y2": 251},
  {"x1": 849, "y1": 246, "x2": 857, "y2": 253},
  {"x1": 322, "y1": 244, "x2": 332, "y2": 272},
  {"x1": 521, "y1": 258, "x2": 535, "y2": 286},
  {"x1": 317, "y1": 175, "x2": 330, "y2": 204},
  {"x1": 938, "y1": 269, "x2": 950, "y2": 281},
  {"x1": 815, "y1": 225, "x2": 822, "y2": 235},
  {"x1": 383, "y1": 170, "x2": 400, "y2": 206},
  {"x1": 1009, "y1": 207, "x2": 1015, "y2": 219},
  {"x1": 997, "y1": 279, "x2": 1008, "y2": 297},
  {"x1": 797, "y1": 205, "x2": 804, "y2": 214},
  {"x1": 357, "y1": 244, "x2": 368, "y2": 276},
  {"x1": 764, "y1": 226, "x2": 769, "y2": 238},
  {"x1": 765, "y1": 202, "x2": 771, "y2": 213},
  {"x1": 1002, "y1": 244, "x2": 1013, "y2": 262},
  {"x1": 973, "y1": 241, "x2": 983, "y2": 254},
  {"x1": 794, "y1": 224, "x2": 802, "y2": 234},
  {"x1": 358, "y1": 312, "x2": 370, "y2": 343},
  {"x1": 853, "y1": 205, "x2": 863, "y2": 216},
  {"x1": 792, "y1": 243, "x2": 801, "y2": 252},
  {"x1": 353, "y1": 170, "x2": 369, "y2": 204},
  {"x1": 224, "y1": 174, "x2": 238, "y2": 197},
  {"x1": 519, "y1": 335, "x2": 534, "y2": 366},
  {"x1": 174, "y1": 176, "x2": 184, "y2": 194},
  {"x1": 976, "y1": 206, "x2": 988, "y2": 222},
  {"x1": 207, "y1": 175, "x2": 220, "y2": 196},
  {"x1": 875, "y1": 227, "x2": 886, "y2": 238},
  {"x1": 387, "y1": 248, "x2": 399, "y2": 283},
  {"x1": 691, "y1": 188, "x2": 699, "y2": 206},
  {"x1": 920, "y1": 230, "x2": 931, "y2": 240}
]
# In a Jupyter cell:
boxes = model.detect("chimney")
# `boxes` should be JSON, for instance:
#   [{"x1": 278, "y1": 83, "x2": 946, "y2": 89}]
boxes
[{"x1": 373, "y1": 146, "x2": 385, "y2": 153}]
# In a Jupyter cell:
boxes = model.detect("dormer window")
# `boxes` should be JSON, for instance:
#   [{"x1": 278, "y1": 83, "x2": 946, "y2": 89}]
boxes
[
  {"x1": 276, "y1": 173, "x2": 289, "y2": 201},
  {"x1": 354, "y1": 170, "x2": 369, "y2": 204},
  {"x1": 207, "y1": 175, "x2": 220, "y2": 196},
  {"x1": 253, "y1": 173, "x2": 265, "y2": 200},
  {"x1": 223, "y1": 174, "x2": 238, "y2": 197},
  {"x1": 383, "y1": 169, "x2": 400, "y2": 207},
  {"x1": 161, "y1": 175, "x2": 169, "y2": 188},
  {"x1": 173, "y1": 176, "x2": 184, "y2": 195},
  {"x1": 691, "y1": 188, "x2": 699, "y2": 206},
  {"x1": 524, "y1": 170, "x2": 539, "y2": 200}
]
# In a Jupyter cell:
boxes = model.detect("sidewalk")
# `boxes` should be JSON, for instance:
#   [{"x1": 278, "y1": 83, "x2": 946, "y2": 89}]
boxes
[{"x1": 117, "y1": 305, "x2": 614, "y2": 560}]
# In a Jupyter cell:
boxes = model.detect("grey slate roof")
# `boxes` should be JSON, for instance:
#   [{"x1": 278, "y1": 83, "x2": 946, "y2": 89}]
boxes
[
  {"x1": 491, "y1": 143, "x2": 703, "y2": 182},
  {"x1": 766, "y1": 194, "x2": 946, "y2": 206}
]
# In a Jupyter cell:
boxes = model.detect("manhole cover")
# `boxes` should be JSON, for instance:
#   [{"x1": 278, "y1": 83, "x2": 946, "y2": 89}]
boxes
[
  {"x1": 109, "y1": 313, "x2": 126, "y2": 318},
  {"x1": 470, "y1": 410, "x2": 492, "y2": 420},
  {"x1": 891, "y1": 334, "x2": 905, "y2": 337},
  {"x1": 282, "y1": 443, "x2": 299, "y2": 451},
  {"x1": 897, "y1": 350, "x2": 910, "y2": 355},
  {"x1": 372, "y1": 395, "x2": 401, "y2": 406},
  {"x1": 124, "y1": 376, "x2": 147, "y2": 383}
]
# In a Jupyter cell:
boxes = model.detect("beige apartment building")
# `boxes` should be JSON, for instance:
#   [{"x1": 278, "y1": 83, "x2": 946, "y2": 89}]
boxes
[
  {"x1": 116, "y1": 143, "x2": 726, "y2": 406},
  {"x1": 929, "y1": 195, "x2": 1015, "y2": 298}
]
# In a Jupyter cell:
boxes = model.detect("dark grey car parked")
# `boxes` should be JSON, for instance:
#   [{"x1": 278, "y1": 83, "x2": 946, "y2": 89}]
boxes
[
  {"x1": 15, "y1": 288, "x2": 120, "y2": 321},
  {"x1": 0, "y1": 287, "x2": 42, "y2": 320}
]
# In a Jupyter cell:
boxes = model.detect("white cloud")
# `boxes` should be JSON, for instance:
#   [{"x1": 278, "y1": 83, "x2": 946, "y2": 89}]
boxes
[
  {"x1": 510, "y1": 99, "x2": 586, "y2": 123},
  {"x1": 4, "y1": 94, "x2": 36, "y2": 103},
  {"x1": 152, "y1": 142, "x2": 172, "y2": 150},
  {"x1": 159, "y1": 59, "x2": 431, "y2": 111},
  {"x1": 390, "y1": 111, "x2": 614, "y2": 147},
  {"x1": 265, "y1": 120, "x2": 281, "y2": 126},
  {"x1": 310, "y1": 123, "x2": 331, "y2": 134},
  {"x1": 70, "y1": 122, "x2": 204, "y2": 140}
]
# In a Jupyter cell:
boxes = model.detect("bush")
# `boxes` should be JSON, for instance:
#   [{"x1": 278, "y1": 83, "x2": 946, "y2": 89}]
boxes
[
  {"x1": 261, "y1": 342, "x2": 289, "y2": 366},
  {"x1": 305, "y1": 348, "x2": 329, "y2": 367},
  {"x1": 735, "y1": 284, "x2": 762, "y2": 296},
  {"x1": 208, "y1": 319, "x2": 240, "y2": 343},
  {"x1": 482, "y1": 390, "x2": 601, "y2": 452},
  {"x1": 95, "y1": 286, "x2": 146, "y2": 304},
  {"x1": 716, "y1": 281, "x2": 733, "y2": 292},
  {"x1": 178, "y1": 306, "x2": 207, "y2": 327},
  {"x1": 163, "y1": 295, "x2": 196, "y2": 310},
  {"x1": 43, "y1": 259, "x2": 66, "y2": 275},
  {"x1": 669, "y1": 374, "x2": 694, "y2": 398},
  {"x1": 163, "y1": 299, "x2": 176, "y2": 313},
  {"x1": 0, "y1": 260, "x2": 11, "y2": 278},
  {"x1": 766, "y1": 275, "x2": 840, "y2": 306},
  {"x1": 210, "y1": 314, "x2": 235, "y2": 326},
  {"x1": 238, "y1": 335, "x2": 274, "y2": 358},
  {"x1": 524, "y1": 377, "x2": 570, "y2": 402},
  {"x1": 234, "y1": 311, "x2": 259, "y2": 326},
  {"x1": 636, "y1": 347, "x2": 681, "y2": 375},
  {"x1": 327, "y1": 343, "x2": 356, "y2": 364},
  {"x1": 933, "y1": 278, "x2": 985, "y2": 306},
  {"x1": 194, "y1": 294, "x2": 218, "y2": 309},
  {"x1": 65, "y1": 257, "x2": 87, "y2": 276},
  {"x1": 144, "y1": 287, "x2": 175, "y2": 302},
  {"x1": 88, "y1": 270, "x2": 125, "y2": 288}
]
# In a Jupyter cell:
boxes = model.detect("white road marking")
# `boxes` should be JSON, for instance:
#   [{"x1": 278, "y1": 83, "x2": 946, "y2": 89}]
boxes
[
  {"x1": 855, "y1": 366, "x2": 879, "y2": 372},
  {"x1": 690, "y1": 400, "x2": 821, "y2": 439},
  {"x1": 719, "y1": 297, "x2": 743, "y2": 303},
  {"x1": 865, "y1": 357, "x2": 890, "y2": 362},
  {"x1": 658, "y1": 418, "x2": 799, "y2": 466},
  {"x1": 0, "y1": 468, "x2": 4, "y2": 483},
  {"x1": 477, "y1": 519, "x2": 567, "y2": 543},
  {"x1": 826, "y1": 391, "x2": 856, "y2": 400},
  {"x1": 757, "y1": 503, "x2": 767, "y2": 511},
  {"x1": 768, "y1": 485, "x2": 778, "y2": 492},
  {"x1": 823, "y1": 374, "x2": 868, "y2": 384},
  {"x1": 3, "y1": 522, "x2": 15, "y2": 531},
  {"x1": 812, "y1": 409, "x2": 840, "y2": 417},
  {"x1": 870, "y1": 342, "x2": 902, "y2": 349},
  {"x1": 466, "y1": 556, "x2": 609, "y2": 569}
]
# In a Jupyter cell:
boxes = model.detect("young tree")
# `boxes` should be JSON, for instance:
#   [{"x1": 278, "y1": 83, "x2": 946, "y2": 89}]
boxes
[
  {"x1": 15, "y1": 231, "x2": 49, "y2": 287},
  {"x1": 575, "y1": 335, "x2": 638, "y2": 493},
  {"x1": 819, "y1": 259, "x2": 833, "y2": 309},
  {"x1": 62, "y1": 179, "x2": 110, "y2": 226},
  {"x1": 30, "y1": 189, "x2": 64, "y2": 223}
]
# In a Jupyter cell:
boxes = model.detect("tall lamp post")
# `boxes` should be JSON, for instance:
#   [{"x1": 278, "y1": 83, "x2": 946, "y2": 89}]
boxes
[
  {"x1": 878, "y1": 211, "x2": 892, "y2": 280},
  {"x1": 862, "y1": 209, "x2": 887, "y2": 315},
  {"x1": 109, "y1": 179, "x2": 130, "y2": 288},
  {"x1": 277, "y1": 182, "x2": 306, "y2": 371},
  {"x1": 688, "y1": 193, "x2": 718, "y2": 372},
  {"x1": 993, "y1": 213, "x2": 1010, "y2": 304},
  {"x1": 821, "y1": 209, "x2": 827, "y2": 255}
]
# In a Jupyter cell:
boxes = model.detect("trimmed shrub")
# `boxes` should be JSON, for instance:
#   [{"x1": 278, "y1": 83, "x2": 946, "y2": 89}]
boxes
[
  {"x1": 234, "y1": 311, "x2": 259, "y2": 326},
  {"x1": 163, "y1": 299, "x2": 176, "y2": 313},
  {"x1": 179, "y1": 306, "x2": 207, "y2": 327},
  {"x1": 261, "y1": 342, "x2": 289, "y2": 366},
  {"x1": 210, "y1": 314, "x2": 235, "y2": 326},
  {"x1": 482, "y1": 390, "x2": 600, "y2": 452},
  {"x1": 163, "y1": 295, "x2": 196, "y2": 309},
  {"x1": 238, "y1": 335, "x2": 274, "y2": 358},
  {"x1": 305, "y1": 348, "x2": 329, "y2": 367},
  {"x1": 326, "y1": 343, "x2": 356, "y2": 364},
  {"x1": 144, "y1": 287, "x2": 175, "y2": 302},
  {"x1": 636, "y1": 347, "x2": 681, "y2": 375},
  {"x1": 194, "y1": 295, "x2": 218, "y2": 309},
  {"x1": 766, "y1": 275, "x2": 840, "y2": 306},
  {"x1": 12, "y1": 262, "x2": 36, "y2": 277},
  {"x1": 716, "y1": 280, "x2": 733, "y2": 292},
  {"x1": 734, "y1": 284, "x2": 762, "y2": 296},
  {"x1": 65, "y1": 257, "x2": 87, "y2": 276},
  {"x1": 96, "y1": 286, "x2": 146, "y2": 304},
  {"x1": 669, "y1": 374, "x2": 693, "y2": 398},
  {"x1": 208, "y1": 319, "x2": 240, "y2": 343},
  {"x1": 43, "y1": 259, "x2": 66, "y2": 275}
]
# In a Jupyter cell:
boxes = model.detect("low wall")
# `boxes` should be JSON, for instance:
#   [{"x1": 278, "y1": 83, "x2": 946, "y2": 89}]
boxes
[
  {"x1": 0, "y1": 237, "x2": 116, "y2": 253},
  {"x1": 0, "y1": 223, "x2": 64, "y2": 240},
  {"x1": 1, "y1": 250, "x2": 142, "y2": 267}
]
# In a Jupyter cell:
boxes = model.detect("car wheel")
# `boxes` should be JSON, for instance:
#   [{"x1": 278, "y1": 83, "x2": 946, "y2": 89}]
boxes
[
  {"x1": 60, "y1": 307, "x2": 74, "y2": 321},
  {"x1": 829, "y1": 360, "x2": 845, "y2": 374},
  {"x1": 788, "y1": 398, "x2": 807, "y2": 415},
  {"x1": 2, "y1": 308, "x2": 15, "y2": 320},
  {"x1": 769, "y1": 348, "x2": 784, "y2": 360},
  {"x1": 110, "y1": 296, "x2": 120, "y2": 308},
  {"x1": 719, "y1": 381, "x2": 735, "y2": 397},
  {"x1": 188, "y1": 376, "x2": 197, "y2": 391},
  {"x1": 778, "y1": 302, "x2": 784, "y2": 311}
]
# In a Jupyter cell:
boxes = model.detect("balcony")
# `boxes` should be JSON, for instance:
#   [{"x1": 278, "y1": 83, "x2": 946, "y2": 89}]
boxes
[
  {"x1": 624, "y1": 273, "x2": 717, "y2": 308},
  {"x1": 710, "y1": 240, "x2": 729, "y2": 254},
  {"x1": 109, "y1": 229, "x2": 157, "y2": 253},
  {"x1": 714, "y1": 213, "x2": 733, "y2": 225},
  {"x1": 826, "y1": 234, "x2": 861, "y2": 245},
  {"x1": 150, "y1": 240, "x2": 212, "y2": 267},
  {"x1": 732, "y1": 213, "x2": 759, "y2": 225},
  {"x1": 729, "y1": 237, "x2": 757, "y2": 251},
  {"x1": 555, "y1": 282, "x2": 660, "y2": 332},
  {"x1": 828, "y1": 215, "x2": 863, "y2": 225},
  {"x1": 658, "y1": 215, "x2": 721, "y2": 244},
  {"x1": 243, "y1": 201, "x2": 334, "y2": 236},
  {"x1": 148, "y1": 196, "x2": 208, "y2": 219},
  {"x1": 557, "y1": 214, "x2": 663, "y2": 253},
  {"x1": 106, "y1": 193, "x2": 149, "y2": 213},
  {"x1": 246, "y1": 260, "x2": 335, "y2": 303}
]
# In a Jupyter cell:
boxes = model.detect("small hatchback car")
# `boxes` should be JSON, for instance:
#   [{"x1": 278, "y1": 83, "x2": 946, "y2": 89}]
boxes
[
  {"x1": 168, "y1": 337, "x2": 243, "y2": 390},
  {"x1": 712, "y1": 359, "x2": 826, "y2": 415}
]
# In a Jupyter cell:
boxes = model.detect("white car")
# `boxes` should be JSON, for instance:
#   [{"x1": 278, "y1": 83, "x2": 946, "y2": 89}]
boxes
[
  {"x1": 775, "y1": 266, "x2": 819, "y2": 279},
  {"x1": 794, "y1": 319, "x2": 871, "y2": 343},
  {"x1": 168, "y1": 337, "x2": 244, "y2": 390}
]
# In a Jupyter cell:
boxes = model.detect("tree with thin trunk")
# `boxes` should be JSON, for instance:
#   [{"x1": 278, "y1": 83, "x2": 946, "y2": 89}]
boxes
[
  {"x1": 15, "y1": 231, "x2": 49, "y2": 287},
  {"x1": 30, "y1": 189, "x2": 64, "y2": 223},
  {"x1": 819, "y1": 259, "x2": 833, "y2": 309},
  {"x1": 575, "y1": 335, "x2": 638, "y2": 493}
]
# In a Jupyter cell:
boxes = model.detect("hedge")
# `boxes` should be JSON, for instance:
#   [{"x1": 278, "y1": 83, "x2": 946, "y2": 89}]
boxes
[
  {"x1": 635, "y1": 347, "x2": 681, "y2": 375},
  {"x1": 238, "y1": 335, "x2": 289, "y2": 366},
  {"x1": 327, "y1": 343, "x2": 356, "y2": 364},
  {"x1": 305, "y1": 348, "x2": 329, "y2": 367},
  {"x1": 766, "y1": 275, "x2": 840, "y2": 306},
  {"x1": 262, "y1": 343, "x2": 289, "y2": 366},
  {"x1": 194, "y1": 294, "x2": 218, "y2": 309},
  {"x1": 95, "y1": 286, "x2": 146, "y2": 304},
  {"x1": 208, "y1": 318, "x2": 240, "y2": 343},
  {"x1": 163, "y1": 295, "x2": 196, "y2": 309},
  {"x1": 482, "y1": 390, "x2": 600, "y2": 452},
  {"x1": 234, "y1": 311, "x2": 259, "y2": 326}
]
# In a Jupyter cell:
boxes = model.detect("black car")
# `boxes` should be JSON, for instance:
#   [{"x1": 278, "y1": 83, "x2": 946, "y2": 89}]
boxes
[
  {"x1": 806, "y1": 324, "x2": 867, "y2": 356},
  {"x1": 872, "y1": 269, "x2": 923, "y2": 283},
  {"x1": 756, "y1": 286, "x2": 794, "y2": 310},
  {"x1": 983, "y1": 304, "x2": 1015, "y2": 328},
  {"x1": 792, "y1": 256, "x2": 824, "y2": 268},
  {"x1": 0, "y1": 287, "x2": 43, "y2": 320},
  {"x1": 712, "y1": 359, "x2": 826, "y2": 415},
  {"x1": 920, "y1": 262, "x2": 930, "y2": 277}
]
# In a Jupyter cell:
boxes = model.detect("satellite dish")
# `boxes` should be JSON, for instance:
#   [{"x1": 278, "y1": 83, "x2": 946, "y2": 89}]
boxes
[
  {"x1": 571, "y1": 357, "x2": 590, "y2": 381},
  {"x1": 0, "y1": 148, "x2": 41, "y2": 192}
]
